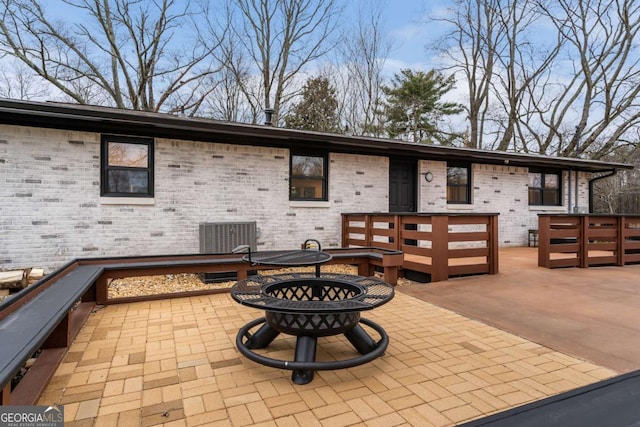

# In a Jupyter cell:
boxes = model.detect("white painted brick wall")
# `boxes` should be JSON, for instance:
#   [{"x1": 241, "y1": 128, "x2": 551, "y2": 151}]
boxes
[
  {"x1": 418, "y1": 160, "x2": 588, "y2": 246},
  {"x1": 0, "y1": 124, "x2": 590, "y2": 271},
  {"x1": 0, "y1": 125, "x2": 387, "y2": 271}
]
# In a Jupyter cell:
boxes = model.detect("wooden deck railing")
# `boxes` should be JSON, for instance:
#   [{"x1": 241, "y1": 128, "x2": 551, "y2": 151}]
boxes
[
  {"x1": 341, "y1": 213, "x2": 499, "y2": 282},
  {"x1": 538, "y1": 214, "x2": 640, "y2": 268}
]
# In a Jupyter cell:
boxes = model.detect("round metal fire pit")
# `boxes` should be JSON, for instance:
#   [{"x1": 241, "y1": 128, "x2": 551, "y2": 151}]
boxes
[
  {"x1": 232, "y1": 273, "x2": 393, "y2": 313},
  {"x1": 231, "y1": 273, "x2": 394, "y2": 384},
  {"x1": 262, "y1": 278, "x2": 364, "y2": 336}
]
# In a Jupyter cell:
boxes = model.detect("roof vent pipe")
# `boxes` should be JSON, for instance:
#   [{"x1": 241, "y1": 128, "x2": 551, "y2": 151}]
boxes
[{"x1": 264, "y1": 109, "x2": 274, "y2": 126}]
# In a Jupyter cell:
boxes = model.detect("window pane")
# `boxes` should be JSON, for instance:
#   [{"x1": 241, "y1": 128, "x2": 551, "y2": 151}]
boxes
[
  {"x1": 108, "y1": 142, "x2": 149, "y2": 168},
  {"x1": 292, "y1": 155, "x2": 324, "y2": 177},
  {"x1": 447, "y1": 186, "x2": 468, "y2": 203},
  {"x1": 290, "y1": 178, "x2": 323, "y2": 199},
  {"x1": 447, "y1": 167, "x2": 468, "y2": 185},
  {"x1": 543, "y1": 189, "x2": 560, "y2": 205},
  {"x1": 529, "y1": 188, "x2": 542, "y2": 205},
  {"x1": 544, "y1": 174, "x2": 559, "y2": 189},
  {"x1": 528, "y1": 173, "x2": 542, "y2": 188},
  {"x1": 108, "y1": 170, "x2": 148, "y2": 193}
]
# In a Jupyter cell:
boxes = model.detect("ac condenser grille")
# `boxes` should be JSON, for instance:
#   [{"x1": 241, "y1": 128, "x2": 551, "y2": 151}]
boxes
[{"x1": 199, "y1": 222, "x2": 257, "y2": 254}]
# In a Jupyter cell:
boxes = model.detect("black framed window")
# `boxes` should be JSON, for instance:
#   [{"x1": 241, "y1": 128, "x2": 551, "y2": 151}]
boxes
[
  {"x1": 447, "y1": 162, "x2": 471, "y2": 204},
  {"x1": 101, "y1": 135, "x2": 154, "y2": 197},
  {"x1": 528, "y1": 170, "x2": 561, "y2": 206},
  {"x1": 290, "y1": 152, "x2": 328, "y2": 201}
]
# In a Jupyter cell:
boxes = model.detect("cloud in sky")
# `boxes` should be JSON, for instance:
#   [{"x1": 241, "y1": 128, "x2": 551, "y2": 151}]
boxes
[{"x1": 381, "y1": 0, "x2": 451, "y2": 74}]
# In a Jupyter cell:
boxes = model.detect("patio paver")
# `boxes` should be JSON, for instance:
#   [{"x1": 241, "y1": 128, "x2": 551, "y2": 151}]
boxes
[{"x1": 39, "y1": 289, "x2": 614, "y2": 426}]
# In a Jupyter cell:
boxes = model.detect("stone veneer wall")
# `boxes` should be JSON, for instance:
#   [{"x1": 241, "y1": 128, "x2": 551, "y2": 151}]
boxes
[
  {"x1": 0, "y1": 125, "x2": 388, "y2": 271},
  {"x1": 418, "y1": 160, "x2": 589, "y2": 245}
]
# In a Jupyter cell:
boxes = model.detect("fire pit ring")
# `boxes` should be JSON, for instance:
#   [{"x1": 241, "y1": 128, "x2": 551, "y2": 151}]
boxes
[
  {"x1": 236, "y1": 316, "x2": 389, "y2": 371},
  {"x1": 231, "y1": 272, "x2": 394, "y2": 384}
]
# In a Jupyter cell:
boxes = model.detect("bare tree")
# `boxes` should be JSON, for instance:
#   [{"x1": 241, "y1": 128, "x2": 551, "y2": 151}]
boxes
[
  {"x1": 534, "y1": 0, "x2": 640, "y2": 160},
  {"x1": 0, "y1": 0, "x2": 220, "y2": 113},
  {"x1": 199, "y1": 1, "x2": 256, "y2": 122},
  {"x1": 489, "y1": 0, "x2": 562, "y2": 152},
  {"x1": 432, "y1": 0, "x2": 503, "y2": 149},
  {"x1": 0, "y1": 59, "x2": 49, "y2": 100},
  {"x1": 334, "y1": 0, "x2": 390, "y2": 137},
  {"x1": 592, "y1": 145, "x2": 640, "y2": 213},
  {"x1": 226, "y1": 0, "x2": 342, "y2": 124},
  {"x1": 432, "y1": 0, "x2": 640, "y2": 159}
]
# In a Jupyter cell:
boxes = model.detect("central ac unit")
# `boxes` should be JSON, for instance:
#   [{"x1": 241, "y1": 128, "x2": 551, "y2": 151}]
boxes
[{"x1": 198, "y1": 222, "x2": 257, "y2": 283}]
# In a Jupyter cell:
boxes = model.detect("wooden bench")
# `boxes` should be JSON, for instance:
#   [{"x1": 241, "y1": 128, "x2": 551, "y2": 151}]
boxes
[
  {"x1": 0, "y1": 247, "x2": 402, "y2": 405},
  {"x1": 0, "y1": 264, "x2": 102, "y2": 405}
]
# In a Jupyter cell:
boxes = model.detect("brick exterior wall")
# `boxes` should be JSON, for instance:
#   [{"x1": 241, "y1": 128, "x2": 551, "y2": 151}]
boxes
[
  {"x1": 0, "y1": 125, "x2": 388, "y2": 271},
  {"x1": 1, "y1": 124, "x2": 589, "y2": 271},
  {"x1": 418, "y1": 160, "x2": 589, "y2": 246}
]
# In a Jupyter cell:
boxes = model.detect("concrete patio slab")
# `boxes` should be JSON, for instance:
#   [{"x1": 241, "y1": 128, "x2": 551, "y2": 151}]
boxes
[{"x1": 399, "y1": 247, "x2": 640, "y2": 374}]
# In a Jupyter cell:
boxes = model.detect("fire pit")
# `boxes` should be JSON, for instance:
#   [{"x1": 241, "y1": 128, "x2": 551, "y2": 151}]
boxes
[{"x1": 231, "y1": 242, "x2": 394, "y2": 384}]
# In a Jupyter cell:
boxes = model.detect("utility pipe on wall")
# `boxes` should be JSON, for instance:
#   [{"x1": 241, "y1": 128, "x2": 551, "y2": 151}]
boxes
[{"x1": 575, "y1": 170, "x2": 579, "y2": 212}]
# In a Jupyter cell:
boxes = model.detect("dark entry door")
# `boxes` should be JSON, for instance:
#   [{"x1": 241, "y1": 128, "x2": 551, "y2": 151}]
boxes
[
  {"x1": 389, "y1": 159, "x2": 418, "y2": 247},
  {"x1": 389, "y1": 159, "x2": 417, "y2": 212}
]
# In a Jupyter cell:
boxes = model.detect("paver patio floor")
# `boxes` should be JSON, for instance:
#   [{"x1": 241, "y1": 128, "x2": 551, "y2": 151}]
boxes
[{"x1": 39, "y1": 288, "x2": 614, "y2": 426}]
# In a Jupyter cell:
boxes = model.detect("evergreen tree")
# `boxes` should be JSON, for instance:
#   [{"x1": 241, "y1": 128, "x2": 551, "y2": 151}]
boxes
[
  {"x1": 285, "y1": 77, "x2": 340, "y2": 133},
  {"x1": 382, "y1": 69, "x2": 463, "y2": 144}
]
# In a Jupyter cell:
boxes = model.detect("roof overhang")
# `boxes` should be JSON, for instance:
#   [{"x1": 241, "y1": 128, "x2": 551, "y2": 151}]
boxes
[{"x1": 0, "y1": 98, "x2": 633, "y2": 173}]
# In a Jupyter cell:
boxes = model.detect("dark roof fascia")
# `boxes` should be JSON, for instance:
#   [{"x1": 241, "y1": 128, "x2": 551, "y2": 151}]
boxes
[{"x1": 0, "y1": 98, "x2": 632, "y2": 173}]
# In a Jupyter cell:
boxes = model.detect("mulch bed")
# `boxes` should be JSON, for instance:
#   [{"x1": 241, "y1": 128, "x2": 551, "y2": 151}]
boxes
[{"x1": 107, "y1": 265, "x2": 413, "y2": 299}]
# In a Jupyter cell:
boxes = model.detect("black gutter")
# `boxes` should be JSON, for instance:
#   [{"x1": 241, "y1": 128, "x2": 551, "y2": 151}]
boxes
[
  {"x1": 588, "y1": 169, "x2": 618, "y2": 213},
  {"x1": 0, "y1": 98, "x2": 634, "y2": 173}
]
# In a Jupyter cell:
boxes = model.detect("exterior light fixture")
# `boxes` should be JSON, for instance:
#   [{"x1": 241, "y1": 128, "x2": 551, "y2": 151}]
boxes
[{"x1": 423, "y1": 171, "x2": 434, "y2": 182}]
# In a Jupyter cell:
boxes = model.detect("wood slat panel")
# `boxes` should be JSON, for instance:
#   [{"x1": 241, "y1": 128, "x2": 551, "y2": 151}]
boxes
[
  {"x1": 343, "y1": 212, "x2": 499, "y2": 280},
  {"x1": 447, "y1": 216, "x2": 490, "y2": 225},
  {"x1": 400, "y1": 216, "x2": 433, "y2": 225},
  {"x1": 401, "y1": 245, "x2": 431, "y2": 257},
  {"x1": 402, "y1": 260, "x2": 432, "y2": 273},
  {"x1": 549, "y1": 258, "x2": 581, "y2": 268},
  {"x1": 346, "y1": 226, "x2": 366, "y2": 234},
  {"x1": 588, "y1": 229, "x2": 618, "y2": 238},
  {"x1": 448, "y1": 232, "x2": 488, "y2": 242},
  {"x1": 549, "y1": 218, "x2": 581, "y2": 226},
  {"x1": 588, "y1": 242, "x2": 617, "y2": 251},
  {"x1": 368, "y1": 241, "x2": 396, "y2": 250},
  {"x1": 346, "y1": 238, "x2": 366, "y2": 246},
  {"x1": 624, "y1": 253, "x2": 640, "y2": 263},
  {"x1": 550, "y1": 229, "x2": 580, "y2": 238},
  {"x1": 449, "y1": 247, "x2": 489, "y2": 258},
  {"x1": 370, "y1": 228, "x2": 394, "y2": 237},
  {"x1": 401, "y1": 230, "x2": 432, "y2": 241},
  {"x1": 588, "y1": 256, "x2": 618, "y2": 266},
  {"x1": 370, "y1": 216, "x2": 396, "y2": 223},
  {"x1": 345, "y1": 215, "x2": 366, "y2": 221},
  {"x1": 549, "y1": 243, "x2": 580, "y2": 253}
]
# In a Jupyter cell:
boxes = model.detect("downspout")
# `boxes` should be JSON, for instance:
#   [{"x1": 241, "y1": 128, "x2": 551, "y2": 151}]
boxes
[
  {"x1": 567, "y1": 170, "x2": 572, "y2": 213},
  {"x1": 588, "y1": 169, "x2": 618, "y2": 213},
  {"x1": 574, "y1": 170, "x2": 579, "y2": 212}
]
